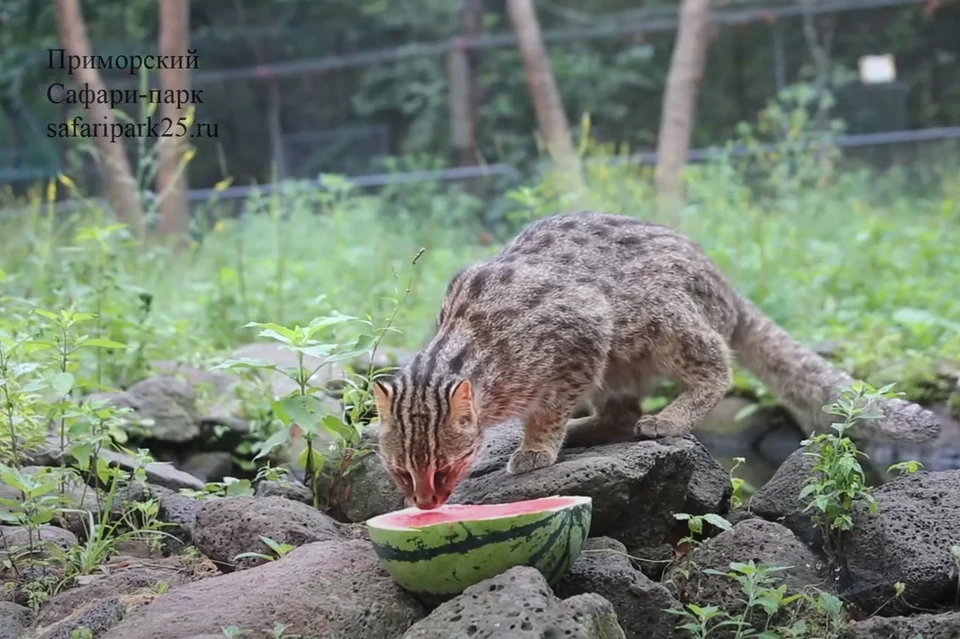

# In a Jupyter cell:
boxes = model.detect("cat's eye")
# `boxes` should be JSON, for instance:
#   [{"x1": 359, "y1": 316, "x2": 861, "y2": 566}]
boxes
[
  {"x1": 396, "y1": 469, "x2": 413, "y2": 486},
  {"x1": 434, "y1": 468, "x2": 450, "y2": 487}
]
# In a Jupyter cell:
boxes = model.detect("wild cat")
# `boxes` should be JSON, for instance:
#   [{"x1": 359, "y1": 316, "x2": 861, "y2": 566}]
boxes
[{"x1": 372, "y1": 211, "x2": 941, "y2": 509}]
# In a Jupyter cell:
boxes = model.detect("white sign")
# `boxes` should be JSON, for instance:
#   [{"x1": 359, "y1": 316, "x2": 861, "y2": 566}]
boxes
[{"x1": 859, "y1": 54, "x2": 897, "y2": 84}]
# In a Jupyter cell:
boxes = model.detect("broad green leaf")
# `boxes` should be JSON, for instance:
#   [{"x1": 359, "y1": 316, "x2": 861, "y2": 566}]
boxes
[
  {"x1": 733, "y1": 402, "x2": 761, "y2": 422},
  {"x1": 224, "y1": 479, "x2": 253, "y2": 497},
  {"x1": 323, "y1": 334, "x2": 377, "y2": 364},
  {"x1": 297, "y1": 445, "x2": 325, "y2": 474},
  {"x1": 703, "y1": 513, "x2": 733, "y2": 531},
  {"x1": 279, "y1": 395, "x2": 331, "y2": 429},
  {"x1": 244, "y1": 322, "x2": 297, "y2": 343},
  {"x1": 51, "y1": 372, "x2": 74, "y2": 396},
  {"x1": 254, "y1": 329, "x2": 295, "y2": 345},
  {"x1": 303, "y1": 312, "x2": 358, "y2": 338},
  {"x1": 80, "y1": 338, "x2": 127, "y2": 349},
  {"x1": 254, "y1": 429, "x2": 291, "y2": 460},
  {"x1": 755, "y1": 597, "x2": 780, "y2": 615},
  {"x1": 320, "y1": 415, "x2": 354, "y2": 441},
  {"x1": 817, "y1": 592, "x2": 843, "y2": 614},
  {"x1": 209, "y1": 357, "x2": 277, "y2": 372},
  {"x1": 33, "y1": 309, "x2": 60, "y2": 321},
  {"x1": 688, "y1": 517, "x2": 702, "y2": 534},
  {"x1": 0, "y1": 467, "x2": 28, "y2": 492},
  {"x1": 294, "y1": 344, "x2": 336, "y2": 359}
]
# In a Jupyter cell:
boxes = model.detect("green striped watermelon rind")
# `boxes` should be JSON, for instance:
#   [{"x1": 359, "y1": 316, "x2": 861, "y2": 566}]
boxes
[{"x1": 366, "y1": 495, "x2": 592, "y2": 602}]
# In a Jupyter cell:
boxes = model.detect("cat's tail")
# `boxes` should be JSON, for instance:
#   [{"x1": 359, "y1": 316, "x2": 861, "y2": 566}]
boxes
[{"x1": 729, "y1": 293, "x2": 941, "y2": 443}]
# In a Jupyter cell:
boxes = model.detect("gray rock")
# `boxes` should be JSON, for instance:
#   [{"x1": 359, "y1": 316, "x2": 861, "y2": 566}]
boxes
[
  {"x1": 18, "y1": 442, "x2": 203, "y2": 495},
  {"x1": 7, "y1": 565, "x2": 59, "y2": 608},
  {"x1": 402, "y1": 566, "x2": 625, "y2": 639},
  {"x1": 841, "y1": 610, "x2": 960, "y2": 639},
  {"x1": 748, "y1": 447, "x2": 822, "y2": 548},
  {"x1": 36, "y1": 555, "x2": 203, "y2": 628},
  {"x1": 0, "y1": 601, "x2": 30, "y2": 639},
  {"x1": 683, "y1": 437, "x2": 733, "y2": 515},
  {"x1": 555, "y1": 537, "x2": 680, "y2": 639},
  {"x1": 627, "y1": 543, "x2": 675, "y2": 581},
  {"x1": 844, "y1": 470, "x2": 960, "y2": 614},
  {"x1": 34, "y1": 597, "x2": 126, "y2": 639},
  {"x1": 92, "y1": 376, "x2": 200, "y2": 443},
  {"x1": 450, "y1": 426, "x2": 702, "y2": 550},
  {"x1": 150, "y1": 360, "x2": 246, "y2": 432},
  {"x1": 102, "y1": 539, "x2": 425, "y2": 639},
  {"x1": 0, "y1": 525, "x2": 77, "y2": 556},
  {"x1": 177, "y1": 452, "x2": 234, "y2": 483},
  {"x1": 123, "y1": 483, "x2": 202, "y2": 545},
  {"x1": 128, "y1": 376, "x2": 201, "y2": 442},
  {"x1": 725, "y1": 508, "x2": 760, "y2": 526},
  {"x1": 99, "y1": 449, "x2": 204, "y2": 491},
  {"x1": 193, "y1": 496, "x2": 343, "y2": 571},
  {"x1": 332, "y1": 422, "x2": 727, "y2": 553},
  {"x1": 150, "y1": 360, "x2": 238, "y2": 396},
  {"x1": 665, "y1": 519, "x2": 827, "y2": 617},
  {"x1": 254, "y1": 478, "x2": 313, "y2": 505}
]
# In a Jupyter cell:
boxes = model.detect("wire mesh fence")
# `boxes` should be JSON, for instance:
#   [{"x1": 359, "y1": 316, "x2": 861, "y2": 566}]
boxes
[{"x1": 0, "y1": 0, "x2": 957, "y2": 210}]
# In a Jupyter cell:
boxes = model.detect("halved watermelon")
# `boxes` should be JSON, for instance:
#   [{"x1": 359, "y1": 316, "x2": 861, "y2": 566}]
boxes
[{"x1": 366, "y1": 495, "x2": 592, "y2": 601}]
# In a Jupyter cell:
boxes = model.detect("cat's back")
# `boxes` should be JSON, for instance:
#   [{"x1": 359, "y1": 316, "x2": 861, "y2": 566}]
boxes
[
  {"x1": 503, "y1": 211, "x2": 705, "y2": 268},
  {"x1": 435, "y1": 211, "x2": 735, "y2": 337},
  {"x1": 498, "y1": 211, "x2": 736, "y2": 328}
]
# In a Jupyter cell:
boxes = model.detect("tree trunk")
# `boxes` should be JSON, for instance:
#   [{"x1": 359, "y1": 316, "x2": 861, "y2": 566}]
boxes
[
  {"x1": 655, "y1": 0, "x2": 713, "y2": 208},
  {"x1": 450, "y1": 0, "x2": 484, "y2": 168},
  {"x1": 506, "y1": 0, "x2": 583, "y2": 192},
  {"x1": 157, "y1": 0, "x2": 191, "y2": 240},
  {"x1": 232, "y1": 0, "x2": 285, "y2": 180},
  {"x1": 55, "y1": 0, "x2": 144, "y2": 236}
]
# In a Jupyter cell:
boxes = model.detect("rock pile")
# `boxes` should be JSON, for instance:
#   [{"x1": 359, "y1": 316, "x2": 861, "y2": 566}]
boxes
[{"x1": 5, "y1": 344, "x2": 960, "y2": 638}]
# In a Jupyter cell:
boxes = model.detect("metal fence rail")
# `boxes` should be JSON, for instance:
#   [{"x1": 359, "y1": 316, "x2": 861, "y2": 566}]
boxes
[
  {"x1": 184, "y1": 163, "x2": 521, "y2": 202},
  {"x1": 108, "y1": 0, "x2": 938, "y2": 87},
  {"x1": 609, "y1": 126, "x2": 960, "y2": 164},
  {"x1": 2, "y1": 126, "x2": 956, "y2": 218}
]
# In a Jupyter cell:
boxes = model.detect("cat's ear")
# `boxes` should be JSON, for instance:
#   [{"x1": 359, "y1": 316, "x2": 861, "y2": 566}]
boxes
[
  {"x1": 372, "y1": 381, "x2": 393, "y2": 422},
  {"x1": 448, "y1": 379, "x2": 476, "y2": 426}
]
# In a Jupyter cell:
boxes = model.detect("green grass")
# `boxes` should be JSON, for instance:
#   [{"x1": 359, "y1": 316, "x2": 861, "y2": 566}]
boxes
[{"x1": 1, "y1": 136, "x2": 958, "y2": 401}]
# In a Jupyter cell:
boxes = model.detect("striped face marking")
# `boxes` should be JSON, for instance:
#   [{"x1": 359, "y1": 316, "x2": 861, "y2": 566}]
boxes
[{"x1": 373, "y1": 377, "x2": 481, "y2": 509}]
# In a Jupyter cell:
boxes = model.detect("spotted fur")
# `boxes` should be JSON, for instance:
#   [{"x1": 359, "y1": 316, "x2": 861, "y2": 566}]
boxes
[{"x1": 373, "y1": 211, "x2": 942, "y2": 509}]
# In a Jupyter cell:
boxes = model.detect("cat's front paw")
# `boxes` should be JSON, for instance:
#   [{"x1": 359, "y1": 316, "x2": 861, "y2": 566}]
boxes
[
  {"x1": 635, "y1": 415, "x2": 686, "y2": 439},
  {"x1": 506, "y1": 448, "x2": 557, "y2": 475}
]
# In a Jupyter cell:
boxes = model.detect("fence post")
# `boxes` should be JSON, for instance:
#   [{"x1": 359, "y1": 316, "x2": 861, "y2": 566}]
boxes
[{"x1": 447, "y1": 41, "x2": 476, "y2": 168}]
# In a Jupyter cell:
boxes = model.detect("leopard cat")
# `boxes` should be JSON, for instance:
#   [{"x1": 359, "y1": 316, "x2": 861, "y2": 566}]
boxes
[{"x1": 372, "y1": 211, "x2": 942, "y2": 509}]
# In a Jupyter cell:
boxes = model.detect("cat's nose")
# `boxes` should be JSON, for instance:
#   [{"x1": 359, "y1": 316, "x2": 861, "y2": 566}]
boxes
[
  {"x1": 413, "y1": 492, "x2": 441, "y2": 509},
  {"x1": 412, "y1": 469, "x2": 441, "y2": 509}
]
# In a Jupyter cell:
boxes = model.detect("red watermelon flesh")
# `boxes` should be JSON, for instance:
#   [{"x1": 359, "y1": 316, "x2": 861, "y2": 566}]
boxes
[{"x1": 376, "y1": 496, "x2": 579, "y2": 529}]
